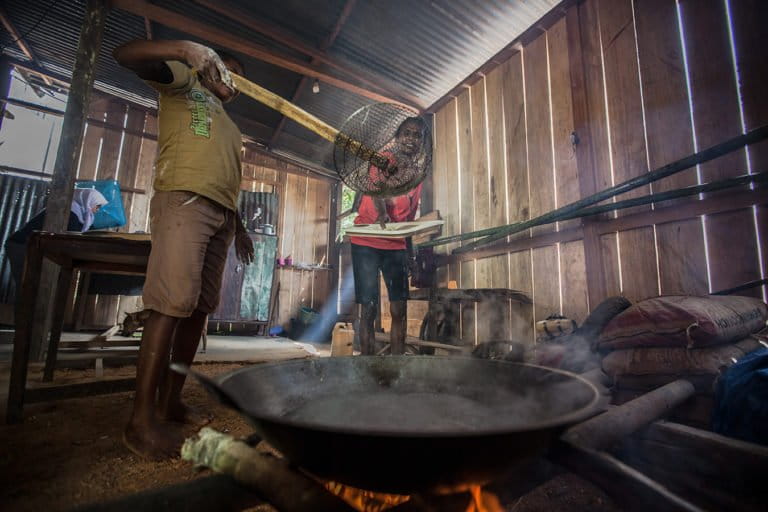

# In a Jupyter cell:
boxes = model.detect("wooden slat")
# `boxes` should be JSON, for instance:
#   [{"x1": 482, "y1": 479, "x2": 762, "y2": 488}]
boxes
[
  {"x1": 634, "y1": 0, "x2": 708, "y2": 297},
  {"x1": 117, "y1": 107, "x2": 146, "y2": 234},
  {"x1": 483, "y1": 66, "x2": 512, "y2": 342},
  {"x1": 456, "y1": 89, "x2": 475, "y2": 343},
  {"x1": 84, "y1": 100, "x2": 127, "y2": 328},
  {"x1": 571, "y1": 0, "x2": 616, "y2": 305},
  {"x1": 77, "y1": 97, "x2": 109, "y2": 180},
  {"x1": 524, "y1": 34, "x2": 556, "y2": 237},
  {"x1": 311, "y1": 180, "x2": 330, "y2": 309},
  {"x1": 548, "y1": 18, "x2": 580, "y2": 231},
  {"x1": 432, "y1": 107, "x2": 450, "y2": 287},
  {"x1": 501, "y1": 54, "x2": 533, "y2": 332},
  {"x1": 470, "y1": 78, "x2": 499, "y2": 344},
  {"x1": 729, "y1": 0, "x2": 768, "y2": 299},
  {"x1": 470, "y1": 78, "x2": 491, "y2": 287},
  {"x1": 681, "y1": 0, "x2": 760, "y2": 297},
  {"x1": 560, "y1": 240, "x2": 589, "y2": 324},
  {"x1": 598, "y1": 0, "x2": 659, "y2": 302},
  {"x1": 485, "y1": 66, "x2": 510, "y2": 288},
  {"x1": 532, "y1": 245, "x2": 559, "y2": 323},
  {"x1": 457, "y1": 89, "x2": 474, "y2": 292},
  {"x1": 443, "y1": 100, "x2": 461, "y2": 286},
  {"x1": 600, "y1": 233, "x2": 622, "y2": 297}
]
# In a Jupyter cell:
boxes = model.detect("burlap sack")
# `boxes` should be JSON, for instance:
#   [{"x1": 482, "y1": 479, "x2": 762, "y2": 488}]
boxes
[
  {"x1": 598, "y1": 295, "x2": 767, "y2": 350},
  {"x1": 601, "y1": 336, "x2": 762, "y2": 378}
]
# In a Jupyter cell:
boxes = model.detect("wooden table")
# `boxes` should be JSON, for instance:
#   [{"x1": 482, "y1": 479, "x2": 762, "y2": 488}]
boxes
[{"x1": 6, "y1": 232, "x2": 150, "y2": 424}]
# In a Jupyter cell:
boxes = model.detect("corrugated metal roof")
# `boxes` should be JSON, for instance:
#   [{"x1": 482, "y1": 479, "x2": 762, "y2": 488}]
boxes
[{"x1": 2, "y1": 0, "x2": 561, "y2": 170}]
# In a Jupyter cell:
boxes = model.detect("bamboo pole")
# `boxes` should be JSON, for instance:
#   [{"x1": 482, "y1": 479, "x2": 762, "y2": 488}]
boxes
[
  {"x1": 419, "y1": 124, "x2": 768, "y2": 251},
  {"x1": 232, "y1": 73, "x2": 391, "y2": 173}
]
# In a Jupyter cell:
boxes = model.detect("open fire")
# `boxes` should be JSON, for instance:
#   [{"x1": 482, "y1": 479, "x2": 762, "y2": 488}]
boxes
[{"x1": 323, "y1": 481, "x2": 504, "y2": 512}]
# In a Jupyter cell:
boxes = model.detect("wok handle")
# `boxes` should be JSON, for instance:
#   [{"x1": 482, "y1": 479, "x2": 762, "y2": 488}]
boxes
[{"x1": 170, "y1": 363, "x2": 245, "y2": 413}]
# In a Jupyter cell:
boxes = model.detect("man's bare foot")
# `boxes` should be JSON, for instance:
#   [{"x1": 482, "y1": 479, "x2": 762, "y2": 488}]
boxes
[
  {"x1": 123, "y1": 421, "x2": 184, "y2": 461},
  {"x1": 160, "y1": 401, "x2": 213, "y2": 427}
]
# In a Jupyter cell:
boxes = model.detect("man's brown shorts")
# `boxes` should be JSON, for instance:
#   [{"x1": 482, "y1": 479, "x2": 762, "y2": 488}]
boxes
[{"x1": 143, "y1": 190, "x2": 236, "y2": 318}]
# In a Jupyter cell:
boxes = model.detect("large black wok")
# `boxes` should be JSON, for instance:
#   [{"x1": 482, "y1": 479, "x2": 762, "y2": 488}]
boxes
[{"x1": 184, "y1": 356, "x2": 599, "y2": 494}]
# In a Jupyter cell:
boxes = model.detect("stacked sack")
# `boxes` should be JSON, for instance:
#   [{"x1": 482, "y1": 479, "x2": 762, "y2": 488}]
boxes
[{"x1": 598, "y1": 295, "x2": 768, "y2": 427}]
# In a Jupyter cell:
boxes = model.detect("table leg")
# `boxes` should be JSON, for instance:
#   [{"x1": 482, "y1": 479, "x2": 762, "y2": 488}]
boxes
[
  {"x1": 6, "y1": 239, "x2": 44, "y2": 424},
  {"x1": 73, "y1": 271, "x2": 91, "y2": 331},
  {"x1": 43, "y1": 265, "x2": 74, "y2": 382}
]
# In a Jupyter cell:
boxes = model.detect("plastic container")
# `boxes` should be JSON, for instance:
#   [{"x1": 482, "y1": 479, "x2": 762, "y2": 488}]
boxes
[{"x1": 75, "y1": 180, "x2": 126, "y2": 229}]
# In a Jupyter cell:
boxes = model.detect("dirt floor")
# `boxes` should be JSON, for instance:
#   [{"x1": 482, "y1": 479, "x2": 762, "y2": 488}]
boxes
[{"x1": 0, "y1": 362, "x2": 619, "y2": 512}]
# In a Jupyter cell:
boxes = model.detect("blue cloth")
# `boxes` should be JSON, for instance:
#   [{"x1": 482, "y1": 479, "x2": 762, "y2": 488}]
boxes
[
  {"x1": 712, "y1": 347, "x2": 768, "y2": 445},
  {"x1": 75, "y1": 180, "x2": 126, "y2": 229}
]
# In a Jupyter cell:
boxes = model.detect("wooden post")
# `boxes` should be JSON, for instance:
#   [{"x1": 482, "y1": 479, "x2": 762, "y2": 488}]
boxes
[
  {"x1": 29, "y1": 0, "x2": 107, "y2": 360},
  {"x1": 0, "y1": 58, "x2": 11, "y2": 132},
  {"x1": 328, "y1": 182, "x2": 341, "y2": 316},
  {"x1": 564, "y1": 5, "x2": 607, "y2": 309},
  {"x1": 44, "y1": 0, "x2": 107, "y2": 232}
]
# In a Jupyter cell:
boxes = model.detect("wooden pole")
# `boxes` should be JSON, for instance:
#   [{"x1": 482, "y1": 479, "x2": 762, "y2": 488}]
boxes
[
  {"x1": 29, "y1": 0, "x2": 107, "y2": 360},
  {"x1": 0, "y1": 58, "x2": 11, "y2": 132},
  {"x1": 43, "y1": 0, "x2": 107, "y2": 232}
]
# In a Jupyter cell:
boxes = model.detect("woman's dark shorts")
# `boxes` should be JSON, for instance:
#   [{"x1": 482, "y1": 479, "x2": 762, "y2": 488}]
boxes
[{"x1": 351, "y1": 243, "x2": 409, "y2": 305}]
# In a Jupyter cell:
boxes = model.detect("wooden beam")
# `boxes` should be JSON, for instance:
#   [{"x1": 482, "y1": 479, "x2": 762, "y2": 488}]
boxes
[
  {"x1": 31, "y1": 0, "x2": 108, "y2": 361},
  {"x1": 143, "y1": 16, "x2": 152, "y2": 39},
  {"x1": 193, "y1": 0, "x2": 420, "y2": 111},
  {"x1": 0, "y1": 58, "x2": 11, "y2": 132},
  {"x1": 596, "y1": 187, "x2": 768, "y2": 235},
  {"x1": 0, "y1": 6, "x2": 53, "y2": 86},
  {"x1": 110, "y1": 0, "x2": 417, "y2": 109},
  {"x1": 269, "y1": 0, "x2": 358, "y2": 148}
]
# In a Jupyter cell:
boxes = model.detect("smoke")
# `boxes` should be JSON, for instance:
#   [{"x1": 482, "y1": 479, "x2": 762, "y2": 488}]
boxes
[{"x1": 298, "y1": 267, "x2": 355, "y2": 343}]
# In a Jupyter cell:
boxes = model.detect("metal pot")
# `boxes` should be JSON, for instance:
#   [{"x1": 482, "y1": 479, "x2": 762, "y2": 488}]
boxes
[
  {"x1": 175, "y1": 356, "x2": 600, "y2": 494},
  {"x1": 259, "y1": 224, "x2": 275, "y2": 235}
]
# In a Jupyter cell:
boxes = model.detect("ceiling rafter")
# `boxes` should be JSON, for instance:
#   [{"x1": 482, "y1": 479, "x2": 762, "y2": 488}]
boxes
[
  {"x1": 269, "y1": 0, "x2": 357, "y2": 148},
  {"x1": 0, "y1": 6, "x2": 53, "y2": 86},
  {"x1": 191, "y1": 0, "x2": 421, "y2": 110},
  {"x1": 110, "y1": 0, "x2": 418, "y2": 110}
]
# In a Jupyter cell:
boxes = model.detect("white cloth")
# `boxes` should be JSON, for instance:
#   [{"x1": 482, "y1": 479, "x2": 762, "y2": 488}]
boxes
[{"x1": 71, "y1": 189, "x2": 108, "y2": 232}]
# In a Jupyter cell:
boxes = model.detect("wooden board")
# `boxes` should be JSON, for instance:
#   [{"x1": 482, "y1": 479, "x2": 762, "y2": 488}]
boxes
[
  {"x1": 432, "y1": 106, "x2": 450, "y2": 287},
  {"x1": 456, "y1": 89, "x2": 475, "y2": 292},
  {"x1": 634, "y1": 0, "x2": 708, "y2": 297},
  {"x1": 729, "y1": 0, "x2": 768, "y2": 300},
  {"x1": 524, "y1": 34, "x2": 556, "y2": 237},
  {"x1": 485, "y1": 66, "x2": 511, "y2": 288},
  {"x1": 680, "y1": 0, "x2": 760, "y2": 297},
  {"x1": 571, "y1": 0, "x2": 618, "y2": 305},
  {"x1": 598, "y1": 0, "x2": 659, "y2": 302},
  {"x1": 548, "y1": 17, "x2": 580, "y2": 231},
  {"x1": 501, "y1": 54, "x2": 534, "y2": 330},
  {"x1": 470, "y1": 79, "x2": 492, "y2": 291},
  {"x1": 343, "y1": 220, "x2": 444, "y2": 238},
  {"x1": 532, "y1": 245, "x2": 560, "y2": 323},
  {"x1": 560, "y1": 240, "x2": 589, "y2": 324}
]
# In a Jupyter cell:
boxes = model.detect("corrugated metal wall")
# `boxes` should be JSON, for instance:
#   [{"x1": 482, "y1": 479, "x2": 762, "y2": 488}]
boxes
[
  {"x1": 0, "y1": 174, "x2": 49, "y2": 303},
  {"x1": 238, "y1": 191, "x2": 279, "y2": 230}
]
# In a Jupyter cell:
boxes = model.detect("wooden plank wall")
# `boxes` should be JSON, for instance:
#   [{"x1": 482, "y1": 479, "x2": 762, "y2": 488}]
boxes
[
  {"x1": 270, "y1": 154, "x2": 333, "y2": 328},
  {"x1": 76, "y1": 93, "x2": 157, "y2": 328},
  {"x1": 430, "y1": 0, "x2": 767, "y2": 346},
  {"x1": 74, "y1": 95, "x2": 335, "y2": 330}
]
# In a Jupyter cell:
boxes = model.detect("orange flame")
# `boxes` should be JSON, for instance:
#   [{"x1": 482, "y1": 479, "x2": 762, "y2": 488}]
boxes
[{"x1": 324, "y1": 481, "x2": 410, "y2": 511}]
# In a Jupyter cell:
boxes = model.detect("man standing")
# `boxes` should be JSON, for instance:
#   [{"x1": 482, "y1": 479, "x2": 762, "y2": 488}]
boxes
[
  {"x1": 113, "y1": 40, "x2": 254, "y2": 459},
  {"x1": 350, "y1": 117, "x2": 427, "y2": 355}
]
